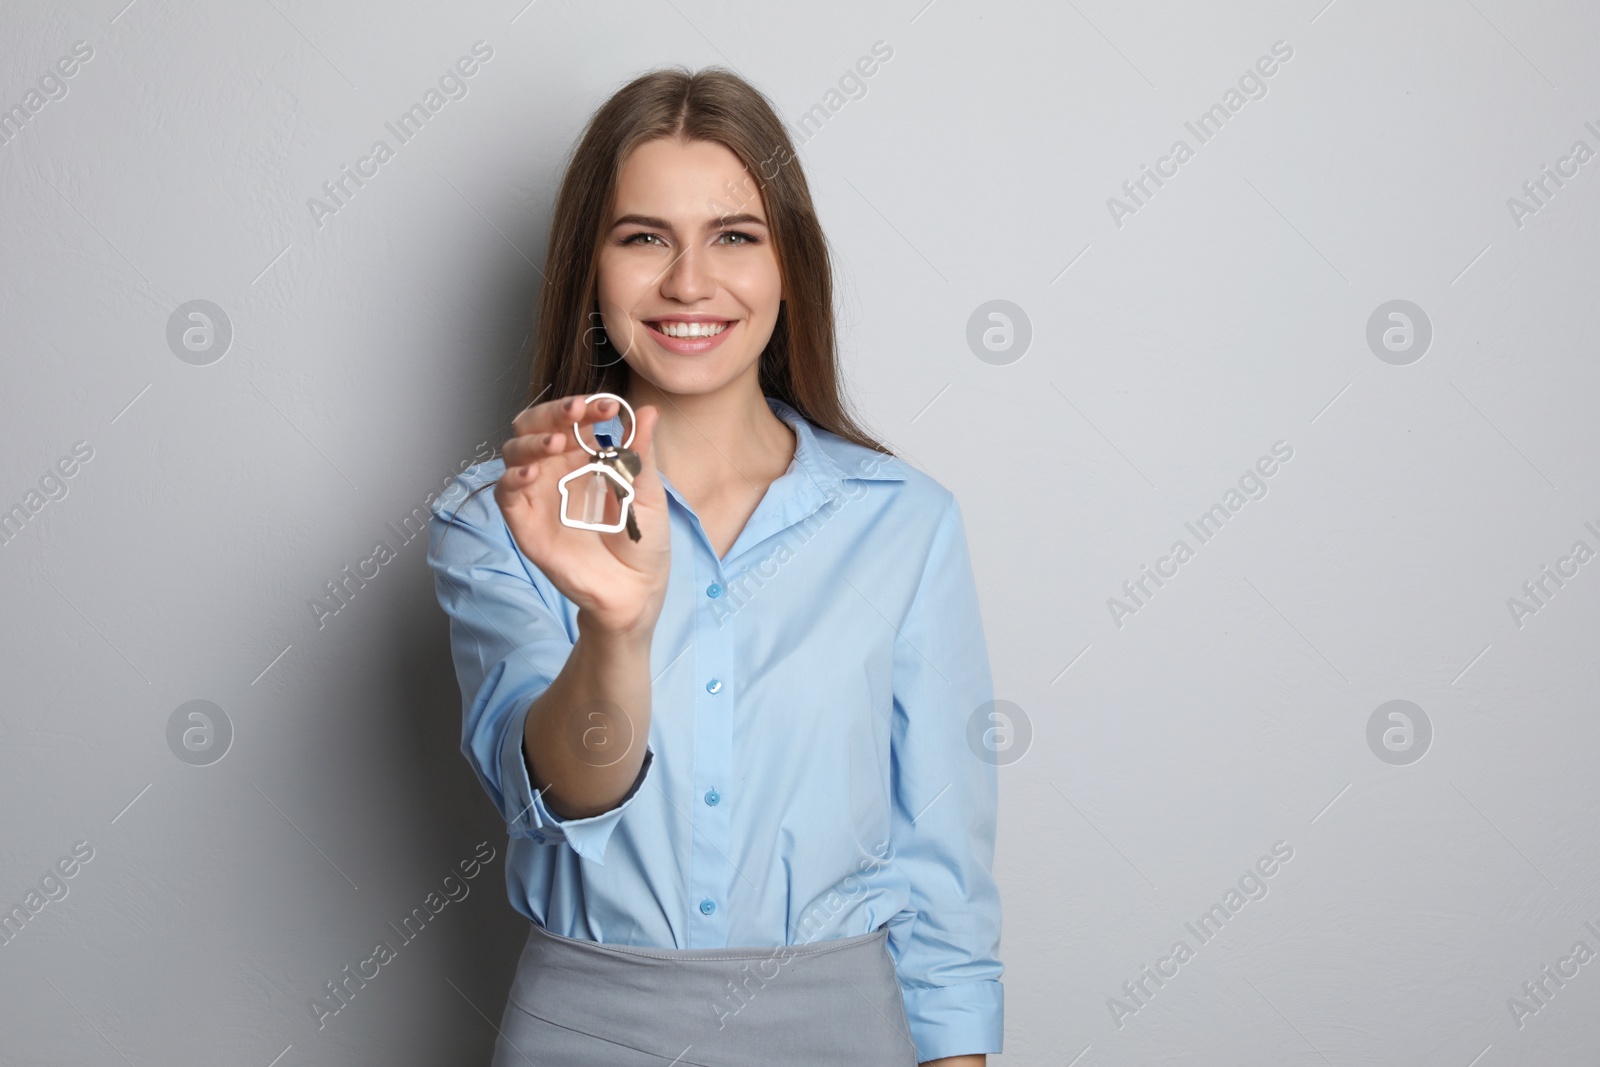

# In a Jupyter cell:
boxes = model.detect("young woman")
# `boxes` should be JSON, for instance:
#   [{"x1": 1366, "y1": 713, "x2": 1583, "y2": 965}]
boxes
[{"x1": 427, "y1": 67, "x2": 1002, "y2": 1066}]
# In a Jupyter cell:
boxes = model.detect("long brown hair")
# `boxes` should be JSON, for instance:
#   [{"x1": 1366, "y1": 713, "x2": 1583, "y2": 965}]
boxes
[{"x1": 444, "y1": 65, "x2": 892, "y2": 531}]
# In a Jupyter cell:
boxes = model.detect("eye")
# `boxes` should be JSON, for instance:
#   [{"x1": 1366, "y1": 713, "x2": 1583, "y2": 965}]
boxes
[
  {"x1": 717, "y1": 231, "x2": 759, "y2": 246},
  {"x1": 622, "y1": 232, "x2": 666, "y2": 247}
]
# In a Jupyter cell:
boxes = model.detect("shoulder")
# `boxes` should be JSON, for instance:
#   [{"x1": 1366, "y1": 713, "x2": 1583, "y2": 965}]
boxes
[
  {"x1": 429, "y1": 455, "x2": 507, "y2": 530},
  {"x1": 425, "y1": 456, "x2": 574, "y2": 617}
]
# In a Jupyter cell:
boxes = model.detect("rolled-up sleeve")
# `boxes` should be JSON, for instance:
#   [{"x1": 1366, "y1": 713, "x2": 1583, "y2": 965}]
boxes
[
  {"x1": 887, "y1": 492, "x2": 1005, "y2": 1061},
  {"x1": 426, "y1": 468, "x2": 652, "y2": 866}
]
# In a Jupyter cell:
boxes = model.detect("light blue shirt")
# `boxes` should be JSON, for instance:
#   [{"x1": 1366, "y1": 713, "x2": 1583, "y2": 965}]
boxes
[{"x1": 426, "y1": 395, "x2": 1003, "y2": 1061}]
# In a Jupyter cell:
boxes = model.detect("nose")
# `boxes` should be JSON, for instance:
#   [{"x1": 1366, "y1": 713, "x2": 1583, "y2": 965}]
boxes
[{"x1": 659, "y1": 243, "x2": 714, "y2": 303}]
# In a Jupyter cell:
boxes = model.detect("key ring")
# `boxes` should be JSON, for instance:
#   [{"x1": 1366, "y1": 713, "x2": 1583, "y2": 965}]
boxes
[{"x1": 572, "y1": 392, "x2": 635, "y2": 454}]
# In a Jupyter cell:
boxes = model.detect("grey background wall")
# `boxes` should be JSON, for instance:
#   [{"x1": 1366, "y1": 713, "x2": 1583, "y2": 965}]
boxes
[{"x1": 2, "y1": 0, "x2": 1597, "y2": 1064}]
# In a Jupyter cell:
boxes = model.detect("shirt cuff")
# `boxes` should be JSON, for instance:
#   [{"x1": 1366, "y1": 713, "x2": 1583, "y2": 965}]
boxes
[
  {"x1": 497, "y1": 694, "x2": 653, "y2": 866},
  {"x1": 902, "y1": 979, "x2": 1005, "y2": 1062}
]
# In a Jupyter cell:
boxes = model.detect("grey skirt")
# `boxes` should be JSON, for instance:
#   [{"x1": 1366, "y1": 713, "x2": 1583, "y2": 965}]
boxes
[{"x1": 489, "y1": 921, "x2": 920, "y2": 1066}]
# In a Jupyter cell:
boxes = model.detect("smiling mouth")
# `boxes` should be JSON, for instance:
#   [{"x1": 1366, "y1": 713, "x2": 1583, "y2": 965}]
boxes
[{"x1": 644, "y1": 320, "x2": 733, "y2": 339}]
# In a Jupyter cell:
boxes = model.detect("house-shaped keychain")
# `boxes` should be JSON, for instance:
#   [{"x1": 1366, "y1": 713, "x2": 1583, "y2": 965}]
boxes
[{"x1": 558, "y1": 430, "x2": 636, "y2": 533}]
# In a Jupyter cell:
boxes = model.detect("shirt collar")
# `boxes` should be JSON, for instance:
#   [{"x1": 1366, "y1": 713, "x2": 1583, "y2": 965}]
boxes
[{"x1": 767, "y1": 395, "x2": 907, "y2": 491}]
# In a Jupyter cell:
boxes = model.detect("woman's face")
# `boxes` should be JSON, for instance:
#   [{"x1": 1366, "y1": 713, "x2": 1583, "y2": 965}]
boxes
[{"x1": 595, "y1": 136, "x2": 782, "y2": 397}]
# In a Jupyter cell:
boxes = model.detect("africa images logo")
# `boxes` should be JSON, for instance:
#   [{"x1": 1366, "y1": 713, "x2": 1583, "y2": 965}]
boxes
[
  {"x1": 1106, "y1": 40, "x2": 1294, "y2": 229},
  {"x1": 306, "y1": 41, "x2": 494, "y2": 230}
]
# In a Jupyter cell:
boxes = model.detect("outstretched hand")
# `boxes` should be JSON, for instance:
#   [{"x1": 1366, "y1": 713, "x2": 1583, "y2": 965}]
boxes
[{"x1": 494, "y1": 393, "x2": 671, "y2": 639}]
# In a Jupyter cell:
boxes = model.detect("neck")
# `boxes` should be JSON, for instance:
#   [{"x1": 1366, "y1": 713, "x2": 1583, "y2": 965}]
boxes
[{"x1": 627, "y1": 376, "x2": 795, "y2": 494}]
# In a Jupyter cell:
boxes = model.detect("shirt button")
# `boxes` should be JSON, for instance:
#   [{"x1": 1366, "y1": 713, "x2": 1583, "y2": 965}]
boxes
[
  {"x1": 706, "y1": 582, "x2": 722, "y2": 598},
  {"x1": 700, "y1": 898, "x2": 717, "y2": 915},
  {"x1": 704, "y1": 788, "x2": 720, "y2": 806},
  {"x1": 706, "y1": 678, "x2": 722, "y2": 694}
]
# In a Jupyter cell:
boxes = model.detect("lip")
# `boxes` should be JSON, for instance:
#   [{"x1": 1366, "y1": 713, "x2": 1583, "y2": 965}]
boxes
[{"x1": 642, "y1": 317, "x2": 736, "y2": 355}]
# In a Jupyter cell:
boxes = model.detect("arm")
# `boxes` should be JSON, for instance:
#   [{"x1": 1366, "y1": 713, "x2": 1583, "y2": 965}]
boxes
[
  {"x1": 427, "y1": 476, "x2": 655, "y2": 864},
  {"x1": 888, "y1": 493, "x2": 1005, "y2": 1063},
  {"x1": 428, "y1": 396, "x2": 670, "y2": 864},
  {"x1": 525, "y1": 607, "x2": 653, "y2": 820}
]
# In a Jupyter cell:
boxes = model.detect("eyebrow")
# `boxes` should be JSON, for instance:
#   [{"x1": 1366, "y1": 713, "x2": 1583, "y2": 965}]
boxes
[{"x1": 610, "y1": 212, "x2": 769, "y2": 231}]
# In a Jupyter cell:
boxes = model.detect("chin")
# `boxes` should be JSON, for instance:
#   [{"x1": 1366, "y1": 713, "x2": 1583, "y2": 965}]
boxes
[{"x1": 631, "y1": 355, "x2": 754, "y2": 397}]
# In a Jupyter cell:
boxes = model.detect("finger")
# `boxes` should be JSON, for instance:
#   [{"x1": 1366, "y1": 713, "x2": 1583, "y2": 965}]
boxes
[
  {"x1": 595, "y1": 407, "x2": 666, "y2": 565},
  {"x1": 628, "y1": 405, "x2": 667, "y2": 506},
  {"x1": 497, "y1": 457, "x2": 574, "y2": 533},
  {"x1": 496, "y1": 456, "x2": 543, "y2": 494},
  {"x1": 512, "y1": 393, "x2": 622, "y2": 439},
  {"x1": 501, "y1": 430, "x2": 568, "y2": 469}
]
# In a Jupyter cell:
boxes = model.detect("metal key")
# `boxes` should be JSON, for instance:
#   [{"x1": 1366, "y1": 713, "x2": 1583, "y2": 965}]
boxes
[{"x1": 593, "y1": 431, "x2": 642, "y2": 542}]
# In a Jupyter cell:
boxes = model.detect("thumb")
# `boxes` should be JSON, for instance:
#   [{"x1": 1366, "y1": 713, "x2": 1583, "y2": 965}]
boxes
[{"x1": 630, "y1": 404, "x2": 668, "y2": 508}]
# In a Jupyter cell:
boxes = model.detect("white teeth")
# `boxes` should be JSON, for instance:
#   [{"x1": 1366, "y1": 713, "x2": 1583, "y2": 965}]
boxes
[{"x1": 655, "y1": 320, "x2": 729, "y2": 338}]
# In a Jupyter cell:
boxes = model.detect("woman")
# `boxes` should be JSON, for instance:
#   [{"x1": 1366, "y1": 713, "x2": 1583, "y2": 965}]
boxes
[{"x1": 427, "y1": 66, "x2": 1002, "y2": 1066}]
